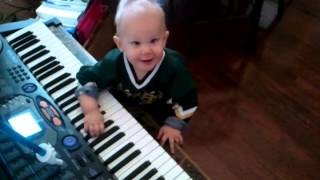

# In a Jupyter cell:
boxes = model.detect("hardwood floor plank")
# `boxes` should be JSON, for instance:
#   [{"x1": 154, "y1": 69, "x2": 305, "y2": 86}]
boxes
[
  {"x1": 181, "y1": 1, "x2": 320, "y2": 179},
  {"x1": 237, "y1": 99, "x2": 320, "y2": 180}
]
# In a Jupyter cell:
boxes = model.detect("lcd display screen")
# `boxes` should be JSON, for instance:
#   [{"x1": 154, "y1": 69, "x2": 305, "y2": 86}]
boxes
[{"x1": 8, "y1": 110, "x2": 42, "y2": 137}]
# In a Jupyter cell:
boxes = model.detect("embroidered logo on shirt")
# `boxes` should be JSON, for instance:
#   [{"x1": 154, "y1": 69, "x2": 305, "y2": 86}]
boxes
[{"x1": 117, "y1": 83, "x2": 163, "y2": 104}]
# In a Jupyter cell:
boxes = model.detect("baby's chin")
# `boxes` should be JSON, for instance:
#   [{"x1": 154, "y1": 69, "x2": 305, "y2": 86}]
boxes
[{"x1": 137, "y1": 61, "x2": 157, "y2": 72}]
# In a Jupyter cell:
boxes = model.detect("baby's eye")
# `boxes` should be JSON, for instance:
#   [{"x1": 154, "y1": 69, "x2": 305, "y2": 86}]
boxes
[
  {"x1": 131, "y1": 41, "x2": 140, "y2": 46},
  {"x1": 150, "y1": 38, "x2": 159, "y2": 44}
]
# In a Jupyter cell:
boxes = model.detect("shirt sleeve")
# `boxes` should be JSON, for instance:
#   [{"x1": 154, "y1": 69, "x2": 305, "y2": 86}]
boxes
[
  {"x1": 167, "y1": 54, "x2": 198, "y2": 122},
  {"x1": 76, "y1": 49, "x2": 121, "y2": 89}
]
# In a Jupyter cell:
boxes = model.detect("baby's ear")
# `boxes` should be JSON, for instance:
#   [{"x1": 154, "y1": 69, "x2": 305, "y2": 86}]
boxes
[
  {"x1": 113, "y1": 35, "x2": 123, "y2": 51},
  {"x1": 164, "y1": 30, "x2": 170, "y2": 45},
  {"x1": 165, "y1": 30, "x2": 170, "y2": 39}
]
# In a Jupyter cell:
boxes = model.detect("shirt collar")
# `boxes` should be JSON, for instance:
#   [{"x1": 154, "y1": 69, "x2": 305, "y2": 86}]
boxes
[{"x1": 123, "y1": 51, "x2": 165, "y2": 89}]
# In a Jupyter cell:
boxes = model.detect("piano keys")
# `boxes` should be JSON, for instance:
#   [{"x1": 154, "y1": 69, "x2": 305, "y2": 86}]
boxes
[{"x1": 4, "y1": 20, "x2": 192, "y2": 180}]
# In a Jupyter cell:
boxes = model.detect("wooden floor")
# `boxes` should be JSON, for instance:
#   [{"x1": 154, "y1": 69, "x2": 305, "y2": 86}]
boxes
[
  {"x1": 176, "y1": 1, "x2": 320, "y2": 179},
  {"x1": 1, "y1": 0, "x2": 320, "y2": 179}
]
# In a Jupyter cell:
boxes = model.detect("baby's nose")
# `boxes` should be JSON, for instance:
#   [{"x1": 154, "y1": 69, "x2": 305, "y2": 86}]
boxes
[{"x1": 141, "y1": 44, "x2": 152, "y2": 55}]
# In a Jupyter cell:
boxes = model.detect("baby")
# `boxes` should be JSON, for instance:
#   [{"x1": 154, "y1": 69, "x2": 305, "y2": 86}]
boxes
[{"x1": 76, "y1": 0, "x2": 198, "y2": 154}]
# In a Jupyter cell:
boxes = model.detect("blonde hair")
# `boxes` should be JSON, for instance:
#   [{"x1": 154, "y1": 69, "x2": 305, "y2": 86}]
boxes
[{"x1": 114, "y1": 0, "x2": 166, "y2": 34}]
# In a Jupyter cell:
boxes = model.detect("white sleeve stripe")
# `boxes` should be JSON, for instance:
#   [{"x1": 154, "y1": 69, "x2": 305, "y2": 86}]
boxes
[{"x1": 174, "y1": 105, "x2": 198, "y2": 119}]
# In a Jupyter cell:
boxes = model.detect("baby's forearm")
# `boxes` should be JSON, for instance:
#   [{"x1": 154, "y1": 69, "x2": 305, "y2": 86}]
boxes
[
  {"x1": 164, "y1": 116, "x2": 187, "y2": 130},
  {"x1": 75, "y1": 82, "x2": 100, "y2": 115},
  {"x1": 78, "y1": 95, "x2": 100, "y2": 115}
]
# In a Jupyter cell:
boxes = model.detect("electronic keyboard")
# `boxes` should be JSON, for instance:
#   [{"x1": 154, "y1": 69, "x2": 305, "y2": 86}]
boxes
[{"x1": 0, "y1": 20, "x2": 191, "y2": 180}]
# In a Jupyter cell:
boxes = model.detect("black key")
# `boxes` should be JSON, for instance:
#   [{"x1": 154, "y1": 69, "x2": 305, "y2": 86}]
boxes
[
  {"x1": 37, "y1": 166, "x2": 59, "y2": 179},
  {"x1": 1, "y1": 141, "x2": 15, "y2": 151},
  {"x1": 33, "y1": 61, "x2": 59, "y2": 76},
  {"x1": 9, "y1": 158, "x2": 28, "y2": 172},
  {"x1": 104, "y1": 142, "x2": 134, "y2": 165},
  {"x1": 87, "y1": 126, "x2": 120, "y2": 146},
  {"x1": 156, "y1": 176, "x2": 165, "y2": 180},
  {"x1": 95, "y1": 132, "x2": 125, "y2": 154},
  {"x1": 124, "y1": 161, "x2": 151, "y2": 180},
  {"x1": 141, "y1": 168, "x2": 158, "y2": 180},
  {"x1": 3, "y1": 149, "x2": 21, "y2": 161},
  {"x1": 16, "y1": 166, "x2": 35, "y2": 179},
  {"x1": 23, "y1": 50, "x2": 50, "y2": 65},
  {"x1": 15, "y1": 39, "x2": 40, "y2": 53},
  {"x1": 109, "y1": 150, "x2": 141, "y2": 174},
  {"x1": 29, "y1": 56, "x2": 56, "y2": 72},
  {"x1": 84, "y1": 150, "x2": 96, "y2": 162},
  {"x1": 20, "y1": 45, "x2": 45, "y2": 60},
  {"x1": 37, "y1": 65, "x2": 63, "y2": 81},
  {"x1": 55, "y1": 87, "x2": 77, "y2": 104},
  {"x1": 75, "y1": 155, "x2": 86, "y2": 167},
  {"x1": 48, "y1": 78, "x2": 75, "y2": 95},
  {"x1": 70, "y1": 113, "x2": 84, "y2": 125},
  {"x1": 11, "y1": 34, "x2": 36, "y2": 49},
  {"x1": 8, "y1": 31, "x2": 32, "y2": 45},
  {"x1": 64, "y1": 103, "x2": 80, "y2": 114},
  {"x1": 104, "y1": 120, "x2": 115, "y2": 128},
  {"x1": 76, "y1": 123, "x2": 84, "y2": 131},
  {"x1": 59, "y1": 96, "x2": 77, "y2": 109},
  {"x1": 43, "y1": 73, "x2": 70, "y2": 90}
]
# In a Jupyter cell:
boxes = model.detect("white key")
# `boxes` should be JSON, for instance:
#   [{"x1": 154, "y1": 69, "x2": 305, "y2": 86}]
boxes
[
  {"x1": 6, "y1": 27, "x2": 37, "y2": 41},
  {"x1": 57, "y1": 94, "x2": 77, "y2": 107},
  {"x1": 149, "y1": 153, "x2": 172, "y2": 180},
  {"x1": 100, "y1": 127, "x2": 147, "y2": 162},
  {"x1": 91, "y1": 115, "x2": 136, "y2": 153},
  {"x1": 73, "y1": 103, "x2": 124, "y2": 133},
  {"x1": 6, "y1": 22, "x2": 50, "y2": 44},
  {"x1": 40, "y1": 70, "x2": 67, "y2": 86},
  {"x1": 100, "y1": 100, "x2": 122, "y2": 114},
  {"x1": 108, "y1": 132, "x2": 153, "y2": 169},
  {"x1": 43, "y1": 72, "x2": 76, "y2": 93},
  {"x1": 66, "y1": 107, "x2": 82, "y2": 121},
  {"x1": 174, "y1": 172, "x2": 191, "y2": 180},
  {"x1": 115, "y1": 140, "x2": 159, "y2": 177},
  {"x1": 98, "y1": 95, "x2": 121, "y2": 110},
  {"x1": 17, "y1": 33, "x2": 52, "y2": 56},
  {"x1": 61, "y1": 100, "x2": 79, "y2": 112},
  {"x1": 156, "y1": 159, "x2": 177, "y2": 177},
  {"x1": 50, "y1": 81, "x2": 78, "y2": 98},
  {"x1": 87, "y1": 112, "x2": 131, "y2": 145},
  {"x1": 98, "y1": 120, "x2": 143, "y2": 158},
  {"x1": 50, "y1": 83, "x2": 77, "y2": 100},
  {"x1": 164, "y1": 164, "x2": 184, "y2": 179},
  {"x1": 134, "y1": 147, "x2": 166, "y2": 179},
  {"x1": 27, "y1": 53, "x2": 52, "y2": 69},
  {"x1": 119, "y1": 146, "x2": 165, "y2": 179},
  {"x1": 35, "y1": 63, "x2": 60, "y2": 78}
]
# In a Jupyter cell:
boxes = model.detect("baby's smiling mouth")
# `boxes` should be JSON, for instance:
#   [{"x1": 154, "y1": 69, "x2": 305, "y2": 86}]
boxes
[{"x1": 141, "y1": 58, "x2": 153, "y2": 63}]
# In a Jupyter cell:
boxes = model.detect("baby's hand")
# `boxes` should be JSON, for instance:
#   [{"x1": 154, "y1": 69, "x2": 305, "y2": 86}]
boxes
[
  {"x1": 157, "y1": 125, "x2": 183, "y2": 154},
  {"x1": 84, "y1": 110, "x2": 104, "y2": 137}
]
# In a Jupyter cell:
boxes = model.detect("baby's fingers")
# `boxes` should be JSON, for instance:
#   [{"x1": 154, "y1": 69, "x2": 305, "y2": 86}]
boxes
[
  {"x1": 89, "y1": 124, "x2": 98, "y2": 137},
  {"x1": 160, "y1": 135, "x2": 168, "y2": 146},
  {"x1": 178, "y1": 136, "x2": 184, "y2": 145},
  {"x1": 88, "y1": 122, "x2": 103, "y2": 137},
  {"x1": 157, "y1": 128, "x2": 164, "y2": 140},
  {"x1": 169, "y1": 138, "x2": 176, "y2": 154}
]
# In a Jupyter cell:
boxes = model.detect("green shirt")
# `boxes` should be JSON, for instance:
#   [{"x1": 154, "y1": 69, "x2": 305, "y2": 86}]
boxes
[{"x1": 76, "y1": 48, "x2": 197, "y2": 122}]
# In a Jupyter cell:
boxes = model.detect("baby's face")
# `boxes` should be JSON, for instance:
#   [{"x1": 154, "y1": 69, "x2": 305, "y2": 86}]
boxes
[{"x1": 115, "y1": 11, "x2": 169, "y2": 74}]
